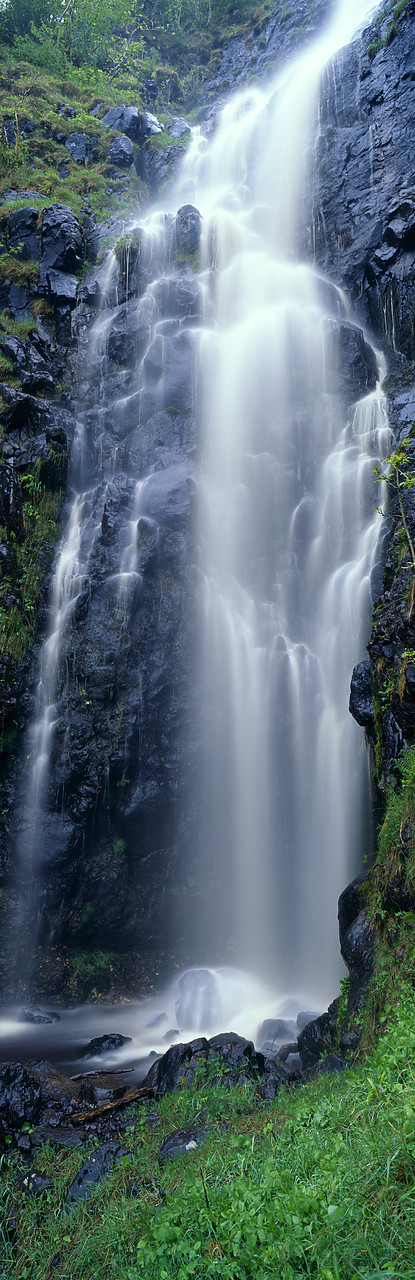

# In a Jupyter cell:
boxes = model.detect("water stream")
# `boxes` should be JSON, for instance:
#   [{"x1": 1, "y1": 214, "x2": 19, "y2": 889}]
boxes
[{"x1": 3, "y1": 0, "x2": 389, "y2": 1052}]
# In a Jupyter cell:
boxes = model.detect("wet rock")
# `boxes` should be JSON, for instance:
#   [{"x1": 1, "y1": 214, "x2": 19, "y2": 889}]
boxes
[
  {"x1": 324, "y1": 319, "x2": 378, "y2": 400},
  {"x1": 349, "y1": 660, "x2": 374, "y2": 728},
  {"x1": 382, "y1": 872, "x2": 415, "y2": 913},
  {"x1": 297, "y1": 1000, "x2": 339, "y2": 1069},
  {"x1": 338, "y1": 876, "x2": 367, "y2": 952},
  {"x1": 137, "y1": 144, "x2": 186, "y2": 194},
  {"x1": 341, "y1": 909, "x2": 376, "y2": 987},
  {"x1": 302, "y1": 1054, "x2": 348, "y2": 1082},
  {"x1": 46, "y1": 270, "x2": 78, "y2": 306},
  {"x1": 174, "y1": 205, "x2": 202, "y2": 255},
  {"x1": 20, "y1": 1169, "x2": 53, "y2": 1197},
  {"x1": 141, "y1": 111, "x2": 163, "y2": 136},
  {"x1": 101, "y1": 104, "x2": 144, "y2": 141},
  {"x1": 8, "y1": 284, "x2": 30, "y2": 314},
  {"x1": 257, "y1": 1018, "x2": 297, "y2": 1055},
  {"x1": 64, "y1": 1142, "x2": 127, "y2": 1209},
  {"x1": 143, "y1": 1030, "x2": 285, "y2": 1099},
  {"x1": 39, "y1": 204, "x2": 84, "y2": 287},
  {"x1": 108, "y1": 135, "x2": 134, "y2": 167},
  {"x1": 296, "y1": 1010, "x2": 319, "y2": 1032},
  {"x1": 0, "y1": 1063, "x2": 42, "y2": 1128},
  {"x1": 7, "y1": 206, "x2": 40, "y2": 260},
  {"x1": 168, "y1": 117, "x2": 190, "y2": 139},
  {"x1": 65, "y1": 132, "x2": 88, "y2": 164},
  {"x1": 158, "y1": 1124, "x2": 209, "y2": 1163},
  {"x1": 79, "y1": 1033, "x2": 132, "y2": 1059},
  {"x1": 18, "y1": 1008, "x2": 60, "y2": 1024}
]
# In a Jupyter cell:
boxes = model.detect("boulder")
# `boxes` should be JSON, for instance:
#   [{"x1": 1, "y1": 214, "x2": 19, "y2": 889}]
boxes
[
  {"x1": 108, "y1": 135, "x2": 134, "y2": 168},
  {"x1": 143, "y1": 1031, "x2": 286, "y2": 1099},
  {"x1": 64, "y1": 1143, "x2": 127, "y2": 1210},
  {"x1": 101, "y1": 104, "x2": 144, "y2": 141},
  {"x1": 65, "y1": 132, "x2": 88, "y2": 164},
  {"x1": 137, "y1": 143, "x2": 186, "y2": 194},
  {"x1": 158, "y1": 1125, "x2": 209, "y2": 1162},
  {"x1": 168, "y1": 117, "x2": 190, "y2": 139},
  {"x1": 79, "y1": 1033, "x2": 132, "y2": 1059}
]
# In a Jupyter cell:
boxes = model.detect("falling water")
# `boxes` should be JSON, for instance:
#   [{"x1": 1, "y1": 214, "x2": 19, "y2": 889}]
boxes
[
  {"x1": 171, "y1": 0, "x2": 387, "y2": 1002},
  {"x1": 7, "y1": 0, "x2": 389, "y2": 1027}
]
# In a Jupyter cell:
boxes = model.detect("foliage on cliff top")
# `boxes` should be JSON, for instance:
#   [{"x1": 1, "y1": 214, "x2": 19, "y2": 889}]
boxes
[{"x1": 2, "y1": 982, "x2": 415, "y2": 1277}]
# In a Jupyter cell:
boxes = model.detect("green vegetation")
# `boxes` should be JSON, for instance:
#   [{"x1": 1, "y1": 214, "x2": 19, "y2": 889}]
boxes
[
  {"x1": 368, "y1": 0, "x2": 410, "y2": 59},
  {"x1": 68, "y1": 946, "x2": 121, "y2": 997},
  {"x1": 1, "y1": 983, "x2": 415, "y2": 1277},
  {"x1": 0, "y1": 462, "x2": 62, "y2": 664}
]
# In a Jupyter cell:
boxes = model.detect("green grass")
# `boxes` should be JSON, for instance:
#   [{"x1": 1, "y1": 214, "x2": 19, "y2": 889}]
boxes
[{"x1": 2, "y1": 984, "x2": 415, "y2": 1278}]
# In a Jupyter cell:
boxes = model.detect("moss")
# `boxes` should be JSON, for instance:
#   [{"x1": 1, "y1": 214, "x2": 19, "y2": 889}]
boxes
[{"x1": 0, "y1": 471, "x2": 62, "y2": 663}]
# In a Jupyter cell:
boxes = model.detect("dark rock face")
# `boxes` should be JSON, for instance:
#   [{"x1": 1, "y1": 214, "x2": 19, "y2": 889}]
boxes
[
  {"x1": 7, "y1": 206, "x2": 40, "y2": 260},
  {"x1": 39, "y1": 204, "x2": 84, "y2": 287},
  {"x1": 312, "y1": 2, "x2": 415, "y2": 360},
  {"x1": 137, "y1": 143, "x2": 186, "y2": 195},
  {"x1": 174, "y1": 205, "x2": 202, "y2": 255},
  {"x1": 349, "y1": 660, "x2": 373, "y2": 729},
  {"x1": 341, "y1": 909, "x2": 376, "y2": 987}
]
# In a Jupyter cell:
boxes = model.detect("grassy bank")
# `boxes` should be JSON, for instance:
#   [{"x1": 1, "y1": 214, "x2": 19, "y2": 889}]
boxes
[{"x1": 1, "y1": 982, "x2": 415, "y2": 1279}]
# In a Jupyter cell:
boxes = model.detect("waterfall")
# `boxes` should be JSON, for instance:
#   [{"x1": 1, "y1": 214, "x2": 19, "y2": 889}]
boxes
[
  {"x1": 6, "y1": 0, "x2": 388, "y2": 1026},
  {"x1": 170, "y1": 0, "x2": 387, "y2": 1003}
]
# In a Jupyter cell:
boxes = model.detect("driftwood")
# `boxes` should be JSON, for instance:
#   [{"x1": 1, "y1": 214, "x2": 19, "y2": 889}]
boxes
[
  {"x1": 71, "y1": 1085, "x2": 154, "y2": 1123},
  {"x1": 70, "y1": 1067, "x2": 134, "y2": 1081}
]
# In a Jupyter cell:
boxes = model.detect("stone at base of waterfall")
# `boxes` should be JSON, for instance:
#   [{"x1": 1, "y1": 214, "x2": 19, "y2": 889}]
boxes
[
  {"x1": 297, "y1": 1000, "x2": 339, "y2": 1069},
  {"x1": 79, "y1": 1033, "x2": 132, "y2": 1059},
  {"x1": 142, "y1": 1031, "x2": 290, "y2": 1099},
  {"x1": 296, "y1": 1010, "x2": 320, "y2": 1033},
  {"x1": 257, "y1": 1017, "x2": 297, "y2": 1055},
  {"x1": 302, "y1": 1055, "x2": 348, "y2": 1082},
  {"x1": 18, "y1": 1008, "x2": 60, "y2": 1024},
  {"x1": 158, "y1": 1124, "x2": 210, "y2": 1163}
]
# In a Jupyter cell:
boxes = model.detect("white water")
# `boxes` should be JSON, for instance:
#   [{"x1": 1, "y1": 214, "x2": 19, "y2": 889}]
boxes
[
  {"x1": 8, "y1": 0, "x2": 388, "y2": 1032},
  {"x1": 168, "y1": 0, "x2": 387, "y2": 1003}
]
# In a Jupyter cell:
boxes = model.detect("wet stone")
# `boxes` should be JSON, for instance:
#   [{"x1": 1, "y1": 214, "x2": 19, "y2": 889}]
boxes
[
  {"x1": 64, "y1": 1142, "x2": 128, "y2": 1209},
  {"x1": 79, "y1": 1033, "x2": 132, "y2": 1059},
  {"x1": 18, "y1": 1008, "x2": 61, "y2": 1024},
  {"x1": 20, "y1": 1169, "x2": 53, "y2": 1197},
  {"x1": 158, "y1": 1124, "x2": 210, "y2": 1163}
]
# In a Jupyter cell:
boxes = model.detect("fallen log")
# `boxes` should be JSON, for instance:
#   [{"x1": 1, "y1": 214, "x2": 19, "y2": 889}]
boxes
[
  {"x1": 71, "y1": 1085, "x2": 154, "y2": 1123},
  {"x1": 70, "y1": 1067, "x2": 134, "y2": 1081}
]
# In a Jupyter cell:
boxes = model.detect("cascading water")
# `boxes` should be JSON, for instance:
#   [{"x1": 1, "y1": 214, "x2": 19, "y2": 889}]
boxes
[
  {"x1": 2, "y1": 0, "x2": 389, "y2": 1045},
  {"x1": 172, "y1": 0, "x2": 388, "y2": 1002}
]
